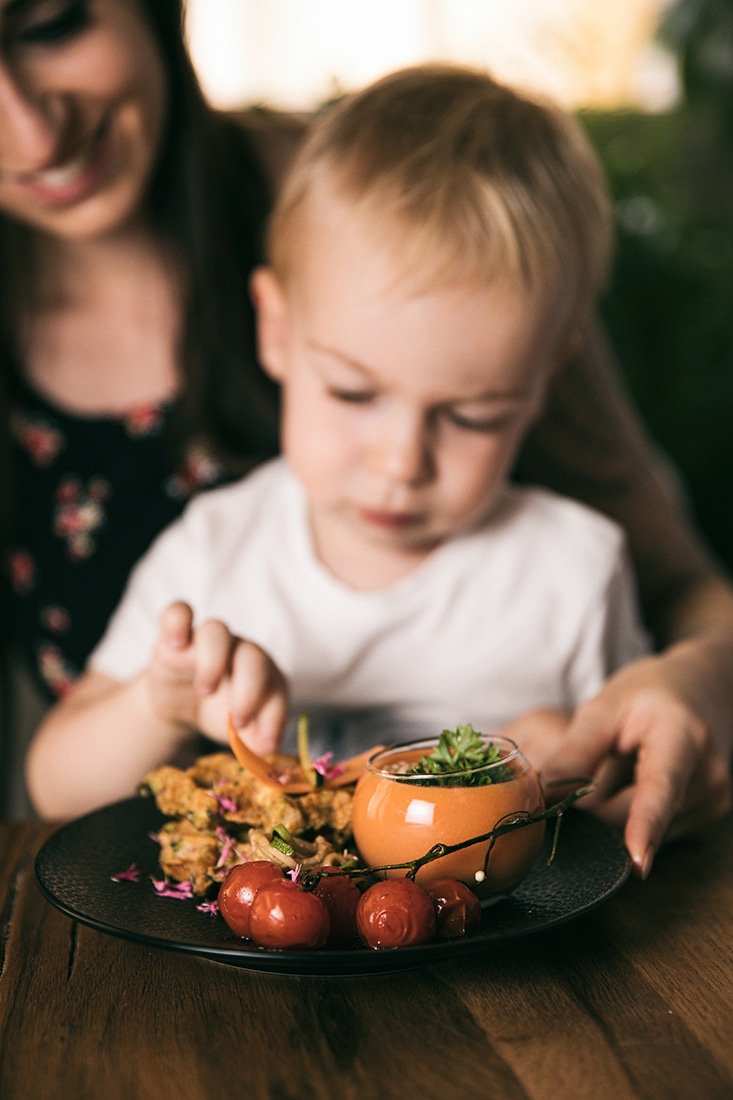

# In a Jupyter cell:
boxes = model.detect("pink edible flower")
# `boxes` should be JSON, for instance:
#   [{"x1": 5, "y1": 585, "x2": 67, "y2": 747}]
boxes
[
  {"x1": 312, "y1": 752, "x2": 345, "y2": 781},
  {"x1": 111, "y1": 863, "x2": 140, "y2": 883},
  {"x1": 210, "y1": 789, "x2": 238, "y2": 815},
  {"x1": 196, "y1": 899, "x2": 220, "y2": 916},
  {"x1": 152, "y1": 877, "x2": 194, "y2": 900},
  {"x1": 215, "y1": 826, "x2": 238, "y2": 869}
]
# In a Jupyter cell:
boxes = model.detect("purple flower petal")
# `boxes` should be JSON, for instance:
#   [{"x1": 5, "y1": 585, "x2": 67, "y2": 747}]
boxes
[
  {"x1": 209, "y1": 790, "x2": 238, "y2": 814},
  {"x1": 152, "y1": 877, "x2": 194, "y2": 900},
  {"x1": 111, "y1": 862, "x2": 140, "y2": 883},
  {"x1": 312, "y1": 752, "x2": 346, "y2": 780}
]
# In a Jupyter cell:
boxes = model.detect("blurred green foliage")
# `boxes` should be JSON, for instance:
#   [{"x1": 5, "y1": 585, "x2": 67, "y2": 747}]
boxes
[{"x1": 579, "y1": 0, "x2": 733, "y2": 570}]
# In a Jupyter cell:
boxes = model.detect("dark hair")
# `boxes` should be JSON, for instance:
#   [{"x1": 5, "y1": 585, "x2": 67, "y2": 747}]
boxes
[
  {"x1": 0, "y1": 0, "x2": 280, "y2": 470},
  {"x1": 137, "y1": 0, "x2": 281, "y2": 465}
]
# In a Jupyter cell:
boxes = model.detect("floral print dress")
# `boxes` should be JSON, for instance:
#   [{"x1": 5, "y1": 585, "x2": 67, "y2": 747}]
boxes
[{"x1": 5, "y1": 369, "x2": 229, "y2": 701}]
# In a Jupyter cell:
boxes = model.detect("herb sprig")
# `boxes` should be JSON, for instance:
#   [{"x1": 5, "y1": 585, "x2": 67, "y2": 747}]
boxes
[{"x1": 404, "y1": 724, "x2": 513, "y2": 787}]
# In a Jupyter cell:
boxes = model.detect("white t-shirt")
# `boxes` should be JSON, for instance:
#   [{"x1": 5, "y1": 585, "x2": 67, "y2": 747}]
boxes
[{"x1": 91, "y1": 459, "x2": 649, "y2": 757}]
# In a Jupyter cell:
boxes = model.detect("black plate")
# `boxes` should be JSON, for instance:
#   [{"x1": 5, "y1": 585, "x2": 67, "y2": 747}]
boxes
[{"x1": 35, "y1": 797, "x2": 630, "y2": 975}]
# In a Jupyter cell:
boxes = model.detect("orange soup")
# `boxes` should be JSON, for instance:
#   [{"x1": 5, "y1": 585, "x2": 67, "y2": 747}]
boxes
[{"x1": 351, "y1": 737, "x2": 545, "y2": 899}]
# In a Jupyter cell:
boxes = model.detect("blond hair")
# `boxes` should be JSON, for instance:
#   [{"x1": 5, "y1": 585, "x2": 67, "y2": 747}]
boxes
[{"x1": 267, "y1": 64, "x2": 612, "y2": 323}]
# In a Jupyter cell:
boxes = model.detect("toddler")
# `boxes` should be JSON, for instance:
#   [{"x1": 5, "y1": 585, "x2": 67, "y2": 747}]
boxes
[{"x1": 27, "y1": 64, "x2": 648, "y2": 818}]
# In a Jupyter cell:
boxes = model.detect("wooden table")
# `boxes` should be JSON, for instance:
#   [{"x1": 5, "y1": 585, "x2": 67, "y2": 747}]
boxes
[{"x1": 1, "y1": 812, "x2": 732, "y2": 1100}]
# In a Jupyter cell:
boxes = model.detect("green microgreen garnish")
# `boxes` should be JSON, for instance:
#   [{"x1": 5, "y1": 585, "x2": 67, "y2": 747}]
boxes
[
  {"x1": 270, "y1": 825, "x2": 296, "y2": 857},
  {"x1": 404, "y1": 724, "x2": 513, "y2": 787},
  {"x1": 297, "y1": 713, "x2": 319, "y2": 788}
]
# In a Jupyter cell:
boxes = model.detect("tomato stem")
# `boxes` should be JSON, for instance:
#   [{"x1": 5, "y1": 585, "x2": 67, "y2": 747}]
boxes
[{"x1": 302, "y1": 776, "x2": 596, "y2": 888}]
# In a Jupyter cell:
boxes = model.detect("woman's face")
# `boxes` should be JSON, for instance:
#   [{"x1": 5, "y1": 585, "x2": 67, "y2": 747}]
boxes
[{"x1": 0, "y1": 0, "x2": 168, "y2": 241}]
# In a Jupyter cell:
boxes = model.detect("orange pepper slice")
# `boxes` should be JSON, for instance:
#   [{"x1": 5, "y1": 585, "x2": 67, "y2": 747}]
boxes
[{"x1": 226, "y1": 715, "x2": 381, "y2": 793}]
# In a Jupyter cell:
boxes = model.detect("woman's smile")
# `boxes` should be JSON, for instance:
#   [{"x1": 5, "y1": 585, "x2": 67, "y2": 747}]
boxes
[
  {"x1": 0, "y1": 1, "x2": 167, "y2": 239},
  {"x1": 13, "y1": 118, "x2": 111, "y2": 208}
]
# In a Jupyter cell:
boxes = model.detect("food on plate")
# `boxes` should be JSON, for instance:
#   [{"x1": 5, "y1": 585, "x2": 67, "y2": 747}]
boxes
[
  {"x1": 423, "y1": 878, "x2": 482, "y2": 939},
  {"x1": 140, "y1": 750, "x2": 356, "y2": 895},
  {"x1": 311, "y1": 867, "x2": 361, "y2": 945},
  {"x1": 351, "y1": 726, "x2": 545, "y2": 898},
  {"x1": 226, "y1": 715, "x2": 380, "y2": 793},
  {"x1": 218, "y1": 861, "x2": 285, "y2": 938},
  {"x1": 218, "y1": 859, "x2": 480, "y2": 951},
  {"x1": 248, "y1": 878, "x2": 330, "y2": 950},
  {"x1": 356, "y1": 878, "x2": 437, "y2": 949},
  {"x1": 138, "y1": 723, "x2": 588, "y2": 953}
]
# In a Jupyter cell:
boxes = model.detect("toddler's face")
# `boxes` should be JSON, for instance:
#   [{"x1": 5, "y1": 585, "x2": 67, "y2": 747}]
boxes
[{"x1": 253, "y1": 190, "x2": 573, "y2": 589}]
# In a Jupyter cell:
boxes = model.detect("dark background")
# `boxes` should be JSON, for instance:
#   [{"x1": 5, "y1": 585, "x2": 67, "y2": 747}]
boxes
[{"x1": 580, "y1": 0, "x2": 733, "y2": 571}]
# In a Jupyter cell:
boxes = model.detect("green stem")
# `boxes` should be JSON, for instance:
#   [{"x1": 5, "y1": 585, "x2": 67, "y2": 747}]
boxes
[
  {"x1": 297, "y1": 713, "x2": 318, "y2": 788},
  {"x1": 301, "y1": 776, "x2": 596, "y2": 889}
]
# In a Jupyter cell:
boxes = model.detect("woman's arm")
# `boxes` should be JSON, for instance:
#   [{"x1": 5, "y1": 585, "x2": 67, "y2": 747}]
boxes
[
  {"x1": 515, "y1": 317, "x2": 733, "y2": 874},
  {"x1": 517, "y1": 315, "x2": 727, "y2": 641}
]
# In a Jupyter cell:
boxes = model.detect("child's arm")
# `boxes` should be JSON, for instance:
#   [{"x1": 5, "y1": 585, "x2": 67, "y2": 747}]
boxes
[{"x1": 26, "y1": 602, "x2": 288, "y2": 820}]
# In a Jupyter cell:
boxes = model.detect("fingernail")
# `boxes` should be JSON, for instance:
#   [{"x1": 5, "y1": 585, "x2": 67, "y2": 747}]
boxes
[{"x1": 634, "y1": 847, "x2": 654, "y2": 881}]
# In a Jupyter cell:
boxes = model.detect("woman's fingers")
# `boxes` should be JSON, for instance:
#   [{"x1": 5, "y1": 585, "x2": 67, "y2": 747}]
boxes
[
  {"x1": 542, "y1": 684, "x2": 723, "y2": 878},
  {"x1": 496, "y1": 708, "x2": 572, "y2": 771},
  {"x1": 538, "y1": 697, "x2": 621, "y2": 788}
]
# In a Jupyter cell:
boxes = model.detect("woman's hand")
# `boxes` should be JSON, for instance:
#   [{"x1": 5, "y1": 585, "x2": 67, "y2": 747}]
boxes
[
  {"x1": 504, "y1": 644, "x2": 733, "y2": 880},
  {"x1": 149, "y1": 601, "x2": 288, "y2": 755},
  {"x1": 544, "y1": 651, "x2": 731, "y2": 878}
]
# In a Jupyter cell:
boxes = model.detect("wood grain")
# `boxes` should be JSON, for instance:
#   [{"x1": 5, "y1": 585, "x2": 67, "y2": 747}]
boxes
[{"x1": 1, "y1": 816, "x2": 732, "y2": 1100}]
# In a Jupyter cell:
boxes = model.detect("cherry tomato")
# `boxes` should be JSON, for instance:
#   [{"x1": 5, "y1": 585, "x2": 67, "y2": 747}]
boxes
[
  {"x1": 311, "y1": 868, "x2": 361, "y2": 945},
  {"x1": 249, "y1": 879, "x2": 330, "y2": 949},
  {"x1": 218, "y1": 861, "x2": 284, "y2": 939},
  {"x1": 356, "y1": 878, "x2": 436, "y2": 950},
  {"x1": 422, "y1": 878, "x2": 482, "y2": 939}
]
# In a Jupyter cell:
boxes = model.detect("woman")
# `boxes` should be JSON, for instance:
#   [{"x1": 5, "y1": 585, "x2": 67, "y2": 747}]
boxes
[
  {"x1": 0, "y1": 0, "x2": 289, "y2": 812},
  {"x1": 1, "y1": 1, "x2": 731, "y2": 875}
]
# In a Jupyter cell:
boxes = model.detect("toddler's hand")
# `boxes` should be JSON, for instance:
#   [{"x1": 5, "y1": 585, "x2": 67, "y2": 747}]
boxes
[{"x1": 148, "y1": 601, "x2": 288, "y2": 754}]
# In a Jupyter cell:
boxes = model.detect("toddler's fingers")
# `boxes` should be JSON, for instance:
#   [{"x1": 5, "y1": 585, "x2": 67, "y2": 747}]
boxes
[
  {"x1": 228, "y1": 642, "x2": 288, "y2": 732},
  {"x1": 235, "y1": 691, "x2": 289, "y2": 757},
  {"x1": 158, "y1": 601, "x2": 194, "y2": 651},
  {"x1": 192, "y1": 619, "x2": 235, "y2": 695}
]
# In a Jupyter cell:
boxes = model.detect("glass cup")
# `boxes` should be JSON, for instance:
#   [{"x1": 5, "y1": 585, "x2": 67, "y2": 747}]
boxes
[{"x1": 351, "y1": 735, "x2": 545, "y2": 899}]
